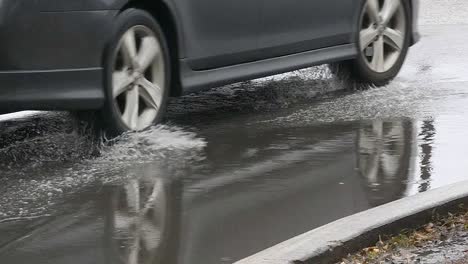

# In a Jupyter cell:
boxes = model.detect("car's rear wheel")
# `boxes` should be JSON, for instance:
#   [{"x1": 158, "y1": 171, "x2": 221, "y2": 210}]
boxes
[
  {"x1": 96, "y1": 9, "x2": 171, "y2": 136},
  {"x1": 329, "y1": 0, "x2": 411, "y2": 87}
]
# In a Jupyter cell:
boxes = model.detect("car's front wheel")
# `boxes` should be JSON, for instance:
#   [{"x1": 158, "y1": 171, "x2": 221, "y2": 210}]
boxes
[
  {"x1": 97, "y1": 9, "x2": 171, "y2": 136},
  {"x1": 330, "y1": 0, "x2": 411, "y2": 87}
]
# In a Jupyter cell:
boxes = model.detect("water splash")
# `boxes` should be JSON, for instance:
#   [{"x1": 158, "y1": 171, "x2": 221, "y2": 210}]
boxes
[
  {"x1": 0, "y1": 124, "x2": 206, "y2": 221},
  {"x1": 99, "y1": 125, "x2": 206, "y2": 163},
  {"x1": 167, "y1": 66, "x2": 344, "y2": 120}
]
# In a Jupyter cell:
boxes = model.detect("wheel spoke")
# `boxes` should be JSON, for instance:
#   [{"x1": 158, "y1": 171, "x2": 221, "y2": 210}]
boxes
[
  {"x1": 125, "y1": 180, "x2": 141, "y2": 213},
  {"x1": 136, "y1": 36, "x2": 160, "y2": 72},
  {"x1": 140, "y1": 220, "x2": 162, "y2": 251},
  {"x1": 371, "y1": 36, "x2": 385, "y2": 72},
  {"x1": 137, "y1": 109, "x2": 158, "y2": 130},
  {"x1": 141, "y1": 180, "x2": 163, "y2": 216},
  {"x1": 360, "y1": 27, "x2": 379, "y2": 51},
  {"x1": 366, "y1": 0, "x2": 380, "y2": 23},
  {"x1": 122, "y1": 87, "x2": 140, "y2": 130},
  {"x1": 121, "y1": 28, "x2": 138, "y2": 68},
  {"x1": 381, "y1": 0, "x2": 400, "y2": 25},
  {"x1": 114, "y1": 211, "x2": 133, "y2": 230},
  {"x1": 127, "y1": 234, "x2": 140, "y2": 264},
  {"x1": 383, "y1": 28, "x2": 404, "y2": 51},
  {"x1": 138, "y1": 78, "x2": 161, "y2": 109},
  {"x1": 113, "y1": 70, "x2": 134, "y2": 97}
]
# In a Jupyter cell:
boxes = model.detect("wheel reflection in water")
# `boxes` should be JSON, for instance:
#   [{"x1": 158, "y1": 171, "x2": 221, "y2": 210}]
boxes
[
  {"x1": 357, "y1": 120, "x2": 416, "y2": 206},
  {"x1": 105, "y1": 170, "x2": 173, "y2": 264}
]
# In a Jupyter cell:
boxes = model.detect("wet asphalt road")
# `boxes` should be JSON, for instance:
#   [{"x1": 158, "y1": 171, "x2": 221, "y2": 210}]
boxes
[{"x1": 1, "y1": 1, "x2": 468, "y2": 264}]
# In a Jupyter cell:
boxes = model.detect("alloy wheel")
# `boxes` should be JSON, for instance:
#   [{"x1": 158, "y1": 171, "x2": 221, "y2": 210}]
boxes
[
  {"x1": 112, "y1": 25, "x2": 166, "y2": 131},
  {"x1": 359, "y1": 0, "x2": 407, "y2": 73}
]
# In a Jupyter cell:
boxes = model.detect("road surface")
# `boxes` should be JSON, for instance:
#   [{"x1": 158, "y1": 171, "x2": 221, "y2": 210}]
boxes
[{"x1": 1, "y1": 1, "x2": 468, "y2": 263}]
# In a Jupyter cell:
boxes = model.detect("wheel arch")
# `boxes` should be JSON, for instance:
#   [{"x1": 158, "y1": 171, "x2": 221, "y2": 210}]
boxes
[{"x1": 118, "y1": 0, "x2": 184, "y2": 96}]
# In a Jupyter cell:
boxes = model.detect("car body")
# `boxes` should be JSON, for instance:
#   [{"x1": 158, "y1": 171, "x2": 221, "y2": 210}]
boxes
[{"x1": 0, "y1": 0, "x2": 420, "y2": 122}]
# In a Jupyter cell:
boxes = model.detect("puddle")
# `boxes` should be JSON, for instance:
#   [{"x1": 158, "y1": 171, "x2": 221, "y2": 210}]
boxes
[
  {"x1": 0, "y1": 116, "x2": 463, "y2": 264},
  {"x1": 2, "y1": 4, "x2": 468, "y2": 263}
]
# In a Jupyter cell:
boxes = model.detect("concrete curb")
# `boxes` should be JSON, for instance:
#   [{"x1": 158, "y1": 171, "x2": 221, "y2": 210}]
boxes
[{"x1": 236, "y1": 180, "x2": 468, "y2": 264}]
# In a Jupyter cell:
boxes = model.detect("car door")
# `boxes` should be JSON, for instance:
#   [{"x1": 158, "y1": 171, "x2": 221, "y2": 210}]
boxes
[
  {"x1": 258, "y1": 0, "x2": 358, "y2": 58},
  {"x1": 175, "y1": 0, "x2": 262, "y2": 70}
]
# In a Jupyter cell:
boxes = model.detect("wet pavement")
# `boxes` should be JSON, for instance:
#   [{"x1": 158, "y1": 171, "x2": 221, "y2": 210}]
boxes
[{"x1": 1, "y1": 1, "x2": 468, "y2": 263}]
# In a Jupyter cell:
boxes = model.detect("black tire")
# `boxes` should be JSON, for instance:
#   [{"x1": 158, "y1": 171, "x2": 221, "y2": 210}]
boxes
[
  {"x1": 82, "y1": 8, "x2": 171, "y2": 137},
  {"x1": 329, "y1": 0, "x2": 411, "y2": 88}
]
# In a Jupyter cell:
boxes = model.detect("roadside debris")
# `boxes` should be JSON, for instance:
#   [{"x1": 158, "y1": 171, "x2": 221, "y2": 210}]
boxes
[{"x1": 340, "y1": 206, "x2": 468, "y2": 264}]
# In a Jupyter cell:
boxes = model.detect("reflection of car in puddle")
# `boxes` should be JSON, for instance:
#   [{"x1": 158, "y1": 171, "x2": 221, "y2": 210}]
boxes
[
  {"x1": 107, "y1": 177, "x2": 168, "y2": 264},
  {"x1": 104, "y1": 165, "x2": 181, "y2": 264},
  {"x1": 357, "y1": 120, "x2": 417, "y2": 206},
  {"x1": 0, "y1": 120, "x2": 419, "y2": 264},
  {"x1": 105, "y1": 120, "x2": 418, "y2": 264}
]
